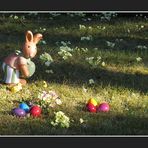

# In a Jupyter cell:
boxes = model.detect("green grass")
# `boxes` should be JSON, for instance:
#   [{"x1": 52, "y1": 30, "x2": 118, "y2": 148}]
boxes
[{"x1": 0, "y1": 13, "x2": 148, "y2": 135}]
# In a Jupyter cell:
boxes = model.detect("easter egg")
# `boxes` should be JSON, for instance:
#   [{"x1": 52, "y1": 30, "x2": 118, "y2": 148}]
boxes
[
  {"x1": 88, "y1": 98, "x2": 98, "y2": 106},
  {"x1": 97, "y1": 102, "x2": 110, "y2": 112},
  {"x1": 30, "y1": 105, "x2": 41, "y2": 117},
  {"x1": 86, "y1": 102, "x2": 96, "y2": 113},
  {"x1": 27, "y1": 60, "x2": 35, "y2": 77},
  {"x1": 12, "y1": 108, "x2": 26, "y2": 117},
  {"x1": 19, "y1": 102, "x2": 30, "y2": 113}
]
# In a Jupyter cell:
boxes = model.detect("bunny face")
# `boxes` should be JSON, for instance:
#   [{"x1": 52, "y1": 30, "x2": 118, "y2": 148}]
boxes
[
  {"x1": 22, "y1": 30, "x2": 43, "y2": 58},
  {"x1": 23, "y1": 42, "x2": 37, "y2": 58}
]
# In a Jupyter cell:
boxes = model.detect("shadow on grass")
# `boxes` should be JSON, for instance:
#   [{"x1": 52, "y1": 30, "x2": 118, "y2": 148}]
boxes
[
  {"x1": 0, "y1": 55, "x2": 148, "y2": 94},
  {"x1": 1, "y1": 31, "x2": 148, "y2": 56},
  {"x1": 1, "y1": 108, "x2": 148, "y2": 135},
  {"x1": 32, "y1": 61, "x2": 148, "y2": 94}
]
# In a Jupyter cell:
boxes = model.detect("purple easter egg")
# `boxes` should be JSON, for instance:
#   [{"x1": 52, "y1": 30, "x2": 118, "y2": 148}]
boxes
[
  {"x1": 97, "y1": 102, "x2": 110, "y2": 112},
  {"x1": 12, "y1": 108, "x2": 26, "y2": 117}
]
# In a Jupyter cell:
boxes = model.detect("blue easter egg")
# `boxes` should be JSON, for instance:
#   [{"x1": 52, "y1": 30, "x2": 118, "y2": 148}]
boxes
[
  {"x1": 19, "y1": 103, "x2": 30, "y2": 113},
  {"x1": 12, "y1": 108, "x2": 26, "y2": 117}
]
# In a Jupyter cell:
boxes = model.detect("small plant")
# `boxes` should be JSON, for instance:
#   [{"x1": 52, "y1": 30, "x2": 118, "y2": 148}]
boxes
[
  {"x1": 79, "y1": 24, "x2": 86, "y2": 30},
  {"x1": 39, "y1": 52, "x2": 54, "y2": 66},
  {"x1": 136, "y1": 45, "x2": 147, "y2": 50},
  {"x1": 74, "y1": 47, "x2": 88, "y2": 53},
  {"x1": 51, "y1": 111, "x2": 70, "y2": 128},
  {"x1": 57, "y1": 41, "x2": 73, "y2": 60},
  {"x1": 50, "y1": 13, "x2": 61, "y2": 17},
  {"x1": 85, "y1": 56, "x2": 106, "y2": 68},
  {"x1": 100, "y1": 12, "x2": 117, "y2": 21},
  {"x1": 106, "y1": 41, "x2": 115, "y2": 48},
  {"x1": 81, "y1": 35, "x2": 93, "y2": 41},
  {"x1": 89, "y1": 79, "x2": 95, "y2": 85},
  {"x1": 36, "y1": 90, "x2": 62, "y2": 108},
  {"x1": 136, "y1": 57, "x2": 142, "y2": 62}
]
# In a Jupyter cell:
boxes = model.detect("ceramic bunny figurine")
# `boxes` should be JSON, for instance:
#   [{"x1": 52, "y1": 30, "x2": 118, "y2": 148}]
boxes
[{"x1": 2, "y1": 30, "x2": 43, "y2": 85}]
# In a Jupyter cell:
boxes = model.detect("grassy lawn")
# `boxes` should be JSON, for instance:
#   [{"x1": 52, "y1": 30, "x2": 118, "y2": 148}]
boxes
[{"x1": 0, "y1": 12, "x2": 148, "y2": 135}]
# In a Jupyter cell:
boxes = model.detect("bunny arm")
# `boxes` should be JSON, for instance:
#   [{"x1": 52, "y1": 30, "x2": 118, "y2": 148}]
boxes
[
  {"x1": 4, "y1": 54, "x2": 30, "y2": 77},
  {"x1": 17, "y1": 57, "x2": 30, "y2": 78},
  {"x1": 4, "y1": 53, "x2": 20, "y2": 69}
]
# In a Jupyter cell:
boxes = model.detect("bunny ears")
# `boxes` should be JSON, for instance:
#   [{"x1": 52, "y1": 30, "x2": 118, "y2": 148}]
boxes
[{"x1": 25, "y1": 30, "x2": 43, "y2": 44}]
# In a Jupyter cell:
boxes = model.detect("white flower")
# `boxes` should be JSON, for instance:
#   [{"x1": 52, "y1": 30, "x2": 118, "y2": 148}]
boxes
[
  {"x1": 61, "y1": 41, "x2": 67, "y2": 46},
  {"x1": 127, "y1": 29, "x2": 130, "y2": 33},
  {"x1": 101, "y1": 62, "x2": 106, "y2": 66},
  {"x1": 106, "y1": 41, "x2": 115, "y2": 48},
  {"x1": 85, "y1": 57, "x2": 94, "y2": 65},
  {"x1": 81, "y1": 48, "x2": 88, "y2": 53},
  {"x1": 87, "y1": 18, "x2": 92, "y2": 21},
  {"x1": 82, "y1": 18, "x2": 87, "y2": 21},
  {"x1": 102, "y1": 26, "x2": 106, "y2": 30},
  {"x1": 14, "y1": 15, "x2": 18, "y2": 19},
  {"x1": 45, "y1": 61, "x2": 51, "y2": 66},
  {"x1": 55, "y1": 98, "x2": 62, "y2": 105},
  {"x1": 58, "y1": 46, "x2": 73, "y2": 60},
  {"x1": 141, "y1": 25, "x2": 144, "y2": 28},
  {"x1": 82, "y1": 86, "x2": 87, "y2": 92},
  {"x1": 94, "y1": 48, "x2": 98, "y2": 51},
  {"x1": 45, "y1": 70, "x2": 54, "y2": 74},
  {"x1": 79, "y1": 24, "x2": 86, "y2": 30},
  {"x1": 136, "y1": 57, "x2": 142, "y2": 62},
  {"x1": 88, "y1": 26, "x2": 93, "y2": 30},
  {"x1": 40, "y1": 52, "x2": 53, "y2": 64},
  {"x1": 137, "y1": 45, "x2": 147, "y2": 49},
  {"x1": 81, "y1": 35, "x2": 93, "y2": 41},
  {"x1": 80, "y1": 118, "x2": 84, "y2": 124},
  {"x1": 51, "y1": 111, "x2": 70, "y2": 128},
  {"x1": 89, "y1": 79, "x2": 95, "y2": 85}
]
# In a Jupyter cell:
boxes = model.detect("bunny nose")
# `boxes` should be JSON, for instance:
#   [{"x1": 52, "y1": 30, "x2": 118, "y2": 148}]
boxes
[
  {"x1": 29, "y1": 50, "x2": 37, "y2": 58},
  {"x1": 29, "y1": 53, "x2": 34, "y2": 58}
]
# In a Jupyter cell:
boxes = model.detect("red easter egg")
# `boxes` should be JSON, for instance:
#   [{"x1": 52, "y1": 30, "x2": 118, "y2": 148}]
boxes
[
  {"x1": 86, "y1": 102, "x2": 96, "y2": 113},
  {"x1": 97, "y1": 102, "x2": 110, "y2": 112},
  {"x1": 30, "y1": 105, "x2": 41, "y2": 117}
]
